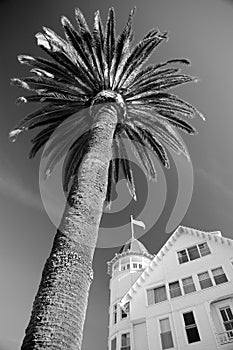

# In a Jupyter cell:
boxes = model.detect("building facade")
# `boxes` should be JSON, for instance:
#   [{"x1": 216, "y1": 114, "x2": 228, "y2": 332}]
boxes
[{"x1": 107, "y1": 226, "x2": 233, "y2": 350}]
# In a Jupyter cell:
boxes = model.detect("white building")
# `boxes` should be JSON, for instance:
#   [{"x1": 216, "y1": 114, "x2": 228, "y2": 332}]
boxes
[{"x1": 107, "y1": 225, "x2": 233, "y2": 350}]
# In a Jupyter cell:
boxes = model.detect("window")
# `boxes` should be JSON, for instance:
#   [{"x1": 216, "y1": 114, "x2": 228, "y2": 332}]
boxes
[
  {"x1": 113, "y1": 304, "x2": 117, "y2": 324},
  {"x1": 121, "y1": 303, "x2": 129, "y2": 319},
  {"x1": 169, "y1": 281, "x2": 182, "y2": 298},
  {"x1": 111, "y1": 337, "x2": 117, "y2": 350},
  {"x1": 120, "y1": 258, "x2": 130, "y2": 271},
  {"x1": 121, "y1": 303, "x2": 130, "y2": 319},
  {"x1": 182, "y1": 277, "x2": 196, "y2": 294},
  {"x1": 139, "y1": 264, "x2": 142, "y2": 269},
  {"x1": 198, "y1": 242, "x2": 211, "y2": 256},
  {"x1": 121, "y1": 308, "x2": 127, "y2": 319},
  {"x1": 212, "y1": 267, "x2": 228, "y2": 285},
  {"x1": 220, "y1": 306, "x2": 233, "y2": 337},
  {"x1": 198, "y1": 271, "x2": 213, "y2": 289},
  {"x1": 183, "y1": 311, "x2": 200, "y2": 343},
  {"x1": 133, "y1": 263, "x2": 137, "y2": 268},
  {"x1": 177, "y1": 242, "x2": 211, "y2": 264},
  {"x1": 147, "y1": 285, "x2": 167, "y2": 305},
  {"x1": 177, "y1": 250, "x2": 189, "y2": 264},
  {"x1": 159, "y1": 317, "x2": 174, "y2": 349},
  {"x1": 121, "y1": 332, "x2": 130, "y2": 350},
  {"x1": 187, "y1": 246, "x2": 200, "y2": 260}
]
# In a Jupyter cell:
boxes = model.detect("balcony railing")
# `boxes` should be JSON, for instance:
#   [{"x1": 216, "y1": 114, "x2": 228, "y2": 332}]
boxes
[{"x1": 217, "y1": 330, "x2": 233, "y2": 345}]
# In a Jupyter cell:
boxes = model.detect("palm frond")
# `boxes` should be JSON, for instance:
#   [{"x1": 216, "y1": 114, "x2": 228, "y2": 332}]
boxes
[
  {"x1": 104, "y1": 8, "x2": 116, "y2": 73},
  {"x1": 43, "y1": 130, "x2": 79, "y2": 179},
  {"x1": 11, "y1": 76, "x2": 87, "y2": 97},
  {"x1": 43, "y1": 114, "x2": 87, "y2": 158},
  {"x1": 109, "y1": 7, "x2": 136, "y2": 88},
  {"x1": 29, "y1": 123, "x2": 59, "y2": 158},
  {"x1": 127, "y1": 75, "x2": 197, "y2": 102},
  {"x1": 10, "y1": 104, "x2": 80, "y2": 136},
  {"x1": 35, "y1": 32, "x2": 80, "y2": 76},
  {"x1": 116, "y1": 30, "x2": 168, "y2": 90},
  {"x1": 159, "y1": 111, "x2": 197, "y2": 134},
  {"x1": 129, "y1": 111, "x2": 189, "y2": 158},
  {"x1": 74, "y1": 9, "x2": 103, "y2": 86},
  {"x1": 17, "y1": 55, "x2": 79, "y2": 85},
  {"x1": 92, "y1": 10, "x2": 107, "y2": 87},
  {"x1": 124, "y1": 68, "x2": 181, "y2": 97},
  {"x1": 123, "y1": 123, "x2": 157, "y2": 180},
  {"x1": 16, "y1": 92, "x2": 89, "y2": 106},
  {"x1": 63, "y1": 130, "x2": 90, "y2": 192},
  {"x1": 134, "y1": 124, "x2": 170, "y2": 168},
  {"x1": 61, "y1": 16, "x2": 98, "y2": 85},
  {"x1": 123, "y1": 58, "x2": 191, "y2": 90}
]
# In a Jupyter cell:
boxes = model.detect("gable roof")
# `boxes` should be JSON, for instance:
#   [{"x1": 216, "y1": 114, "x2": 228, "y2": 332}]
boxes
[{"x1": 119, "y1": 225, "x2": 233, "y2": 309}]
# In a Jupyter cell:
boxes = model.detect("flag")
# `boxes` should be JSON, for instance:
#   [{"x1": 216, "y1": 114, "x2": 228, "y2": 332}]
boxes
[{"x1": 130, "y1": 215, "x2": 146, "y2": 229}]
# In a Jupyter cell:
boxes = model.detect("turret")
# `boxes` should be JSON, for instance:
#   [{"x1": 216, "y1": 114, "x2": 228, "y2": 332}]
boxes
[{"x1": 107, "y1": 217, "x2": 153, "y2": 350}]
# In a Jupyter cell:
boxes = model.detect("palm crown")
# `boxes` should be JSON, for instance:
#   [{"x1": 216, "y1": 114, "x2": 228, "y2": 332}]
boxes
[{"x1": 10, "y1": 7, "x2": 204, "y2": 206}]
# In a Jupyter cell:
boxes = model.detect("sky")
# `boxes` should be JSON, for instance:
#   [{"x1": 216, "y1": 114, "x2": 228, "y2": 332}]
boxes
[{"x1": 1, "y1": 0, "x2": 233, "y2": 349}]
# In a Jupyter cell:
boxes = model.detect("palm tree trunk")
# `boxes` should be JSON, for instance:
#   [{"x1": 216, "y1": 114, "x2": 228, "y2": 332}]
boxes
[{"x1": 21, "y1": 104, "x2": 118, "y2": 350}]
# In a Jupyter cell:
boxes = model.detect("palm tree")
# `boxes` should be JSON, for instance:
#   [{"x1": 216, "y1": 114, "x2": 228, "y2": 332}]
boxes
[{"x1": 10, "y1": 7, "x2": 204, "y2": 350}]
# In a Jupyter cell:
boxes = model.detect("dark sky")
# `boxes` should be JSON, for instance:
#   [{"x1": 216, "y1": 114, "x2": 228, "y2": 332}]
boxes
[{"x1": 1, "y1": 0, "x2": 233, "y2": 349}]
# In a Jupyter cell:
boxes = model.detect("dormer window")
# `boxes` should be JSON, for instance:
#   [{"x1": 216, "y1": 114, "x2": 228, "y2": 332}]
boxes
[{"x1": 177, "y1": 242, "x2": 211, "y2": 264}]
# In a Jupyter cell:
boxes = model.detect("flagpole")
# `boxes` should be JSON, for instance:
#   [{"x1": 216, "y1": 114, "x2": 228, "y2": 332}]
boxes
[{"x1": 130, "y1": 215, "x2": 134, "y2": 239}]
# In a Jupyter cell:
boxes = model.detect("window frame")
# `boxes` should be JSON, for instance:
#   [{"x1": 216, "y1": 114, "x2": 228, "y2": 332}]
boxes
[
  {"x1": 198, "y1": 242, "x2": 211, "y2": 256},
  {"x1": 120, "y1": 331, "x2": 131, "y2": 350},
  {"x1": 197, "y1": 270, "x2": 213, "y2": 290},
  {"x1": 219, "y1": 305, "x2": 233, "y2": 333},
  {"x1": 177, "y1": 241, "x2": 211, "y2": 264},
  {"x1": 169, "y1": 280, "x2": 182, "y2": 299},
  {"x1": 121, "y1": 302, "x2": 130, "y2": 320},
  {"x1": 111, "y1": 336, "x2": 117, "y2": 350},
  {"x1": 181, "y1": 276, "x2": 196, "y2": 295},
  {"x1": 147, "y1": 284, "x2": 168, "y2": 306},
  {"x1": 158, "y1": 315, "x2": 175, "y2": 349},
  {"x1": 113, "y1": 303, "x2": 118, "y2": 325},
  {"x1": 182, "y1": 310, "x2": 201, "y2": 344},
  {"x1": 197, "y1": 266, "x2": 229, "y2": 290},
  {"x1": 211, "y1": 266, "x2": 228, "y2": 285}
]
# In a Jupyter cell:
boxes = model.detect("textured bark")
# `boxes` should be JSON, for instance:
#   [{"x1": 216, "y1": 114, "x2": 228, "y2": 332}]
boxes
[{"x1": 21, "y1": 105, "x2": 118, "y2": 350}]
